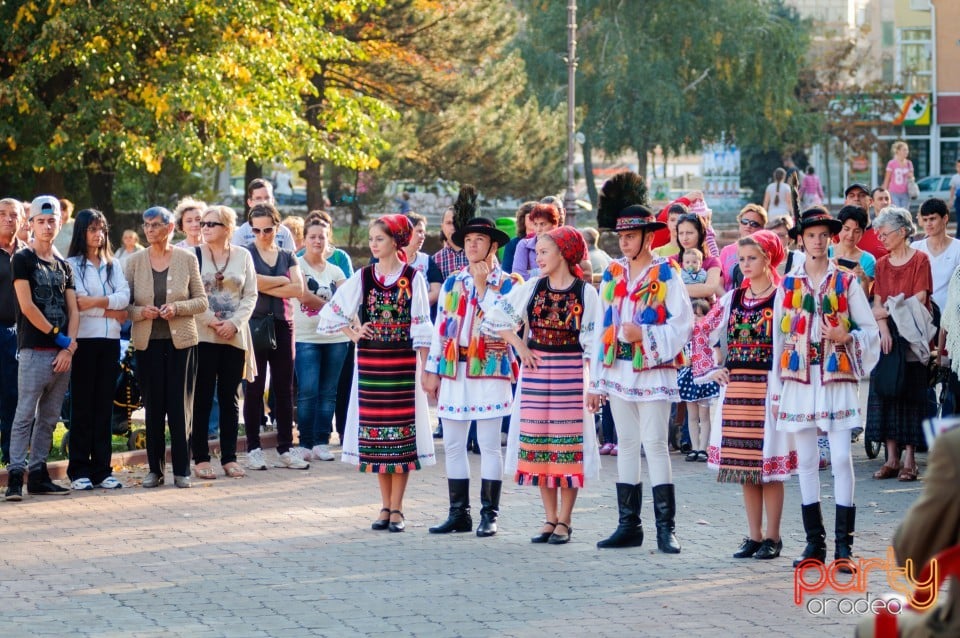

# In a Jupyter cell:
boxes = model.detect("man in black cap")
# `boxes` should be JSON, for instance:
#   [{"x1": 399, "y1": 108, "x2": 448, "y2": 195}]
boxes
[
  {"x1": 422, "y1": 218, "x2": 519, "y2": 537},
  {"x1": 841, "y1": 183, "x2": 888, "y2": 259}
]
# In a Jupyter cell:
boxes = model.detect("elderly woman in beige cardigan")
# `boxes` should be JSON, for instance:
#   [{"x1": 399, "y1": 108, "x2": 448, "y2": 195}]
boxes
[{"x1": 125, "y1": 206, "x2": 207, "y2": 489}]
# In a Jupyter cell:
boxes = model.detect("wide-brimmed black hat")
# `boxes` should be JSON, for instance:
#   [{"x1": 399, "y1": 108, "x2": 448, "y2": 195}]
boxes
[
  {"x1": 615, "y1": 204, "x2": 666, "y2": 233},
  {"x1": 791, "y1": 207, "x2": 842, "y2": 239},
  {"x1": 451, "y1": 217, "x2": 510, "y2": 249}
]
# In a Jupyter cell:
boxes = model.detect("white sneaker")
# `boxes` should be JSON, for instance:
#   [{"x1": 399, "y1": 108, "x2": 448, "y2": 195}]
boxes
[
  {"x1": 312, "y1": 445, "x2": 335, "y2": 461},
  {"x1": 291, "y1": 446, "x2": 313, "y2": 462},
  {"x1": 96, "y1": 476, "x2": 123, "y2": 489},
  {"x1": 276, "y1": 451, "x2": 310, "y2": 470},
  {"x1": 70, "y1": 478, "x2": 93, "y2": 491},
  {"x1": 245, "y1": 447, "x2": 268, "y2": 471}
]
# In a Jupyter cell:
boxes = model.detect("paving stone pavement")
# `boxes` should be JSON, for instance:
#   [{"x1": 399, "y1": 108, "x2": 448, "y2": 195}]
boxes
[{"x1": 0, "y1": 431, "x2": 925, "y2": 638}]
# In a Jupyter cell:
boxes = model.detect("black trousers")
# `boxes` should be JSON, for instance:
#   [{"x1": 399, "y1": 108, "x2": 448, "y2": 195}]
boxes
[
  {"x1": 136, "y1": 340, "x2": 197, "y2": 477},
  {"x1": 192, "y1": 342, "x2": 244, "y2": 465},
  {"x1": 68, "y1": 338, "x2": 120, "y2": 484}
]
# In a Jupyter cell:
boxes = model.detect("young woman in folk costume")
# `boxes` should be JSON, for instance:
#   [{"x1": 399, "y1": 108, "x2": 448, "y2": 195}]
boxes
[
  {"x1": 483, "y1": 226, "x2": 601, "y2": 545},
  {"x1": 770, "y1": 208, "x2": 879, "y2": 571},
  {"x1": 422, "y1": 218, "x2": 521, "y2": 537},
  {"x1": 694, "y1": 230, "x2": 797, "y2": 560},
  {"x1": 317, "y1": 214, "x2": 434, "y2": 533},
  {"x1": 587, "y1": 173, "x2": 694, "y2": 553}
]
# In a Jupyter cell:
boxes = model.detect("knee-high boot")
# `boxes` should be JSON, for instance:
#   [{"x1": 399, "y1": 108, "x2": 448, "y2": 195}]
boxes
[
  {"x1": 792, "y1": 502, "x2": 827, "y2": 567},
  {"x1": 476, "y1": 479, "x2": 502, "y2": 537},
  {"x1": 834, "y1": 504, "x2": 856, "y2": 574},
  {"x1": 652, "y1": 483, "x2": 681, "y2": 553},
  {"x1": 597, "y1": 483, "x2": 643, "y2": 548},
  {"x1": 429, "y1": 478, "x2": 472, "y2": 534}
]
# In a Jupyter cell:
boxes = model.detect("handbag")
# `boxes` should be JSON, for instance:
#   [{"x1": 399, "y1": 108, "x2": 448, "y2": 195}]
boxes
[
  {"x1": 908, "y1": 177, "x2": 920, "y2": 200},
  {"x1": 249, "y1": 313, "x2": 277, "y2": 351},
  {"x1": 873, "y1": 321, "x2": 906, "y2": 398}
]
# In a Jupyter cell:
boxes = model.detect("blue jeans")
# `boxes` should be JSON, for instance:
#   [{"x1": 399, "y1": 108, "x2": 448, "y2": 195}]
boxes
[
  {"x1": 0, "y1": 324, "x2": 17, "y2": 463},
  {"x1": 295, "y1": 341, "x2": 349, "y2": 448}
]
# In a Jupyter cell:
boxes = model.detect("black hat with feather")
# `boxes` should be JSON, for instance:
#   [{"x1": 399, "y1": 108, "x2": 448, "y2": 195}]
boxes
[
  {"x1": 596, "y1": 171, "x2": 662, "y2": 232},
  {"x1": 451, "y1": 184, "x2": 479, "y2": 237}
]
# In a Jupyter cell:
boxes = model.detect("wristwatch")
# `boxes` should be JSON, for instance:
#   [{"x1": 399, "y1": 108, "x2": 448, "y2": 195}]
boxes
[{"x1": 48, "y1": 326, "x2": 59, "y2": 336}]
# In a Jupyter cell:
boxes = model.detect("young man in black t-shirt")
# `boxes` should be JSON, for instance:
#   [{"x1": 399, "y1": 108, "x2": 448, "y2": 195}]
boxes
[{"x1": 5, "y1": 196, "x2": 79, "y2": 501}]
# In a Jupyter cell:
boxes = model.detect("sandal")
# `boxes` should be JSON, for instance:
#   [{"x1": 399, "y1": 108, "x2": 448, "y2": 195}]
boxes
[
  {"x1": 696, "y1": 450, "x2": 709, "y2": 462},
  {"x1": 223, "y1": 463, "x2": 246, "y2": 479},
  {"x1": 194, "y1": 464, "x2": 217, "y2": 480},
  {"x1": 873, "y1": 465, "x2": 900, "y2": 480},
  {"x1": 685, "y1": 450, "x2": 699, "y2": 462},
  {"x1": 898, "y1": 466, "x2": 919, "y2": 482}
]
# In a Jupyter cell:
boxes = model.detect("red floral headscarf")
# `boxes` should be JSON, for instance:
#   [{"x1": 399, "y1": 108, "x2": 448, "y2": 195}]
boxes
[
  {"x1": 739, "y1": 229, "x2": 785, "y2": 287},
  {"x1": 378, "y1": 214, "x2": 413, "y2": 263},
  {"x1": 545, "y1": 225, "x2": 587, "y2": 279}
]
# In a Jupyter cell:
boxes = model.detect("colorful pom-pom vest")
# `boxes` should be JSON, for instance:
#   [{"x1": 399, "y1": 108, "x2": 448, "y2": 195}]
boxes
[
  {"x1": 599, "y1": 259, "x2": 688, "y2": 371},
  {"x1": 435, "y1": 269, "x2": 521, "y2": 381},
  {"x1": 778, "y1": 271, "x2": 859, "y2": 384}
]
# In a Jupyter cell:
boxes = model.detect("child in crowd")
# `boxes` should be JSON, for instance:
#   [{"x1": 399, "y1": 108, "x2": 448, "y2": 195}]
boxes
[{"x1": 677, "y1": 298, "x2": 719, "y2": 462}]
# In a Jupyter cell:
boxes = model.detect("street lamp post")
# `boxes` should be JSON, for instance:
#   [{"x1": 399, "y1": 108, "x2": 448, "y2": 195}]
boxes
[{"x1": 563, "y1": 0, "x2": 578, "y2": 225}]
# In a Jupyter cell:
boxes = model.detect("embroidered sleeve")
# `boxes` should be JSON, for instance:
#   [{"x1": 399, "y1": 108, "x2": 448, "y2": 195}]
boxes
[
  {"x1": 425, "y1": 275, "x2": 456, "y2": 374},
  {"x1": 692, "y1": 294, "x2": 729, "y2": 383},
  {"x1": 769, "y1": 286, "x2": 787, "y2": 402},
  {"x1": 845, "y1": 277, "x2": 880, "y2": 378},
  {"x1": 410, "y1": 270, "x2": 433, "y2": 349},
  {"x1": 316, "y1": 270, "x2": 362, "y2": 335},
  {"x1": 579, "y1": 284, "x2": 602, "y2": 359},
  {"x1": 482, "y1": 277, "x2": 536, "y2": 336}
]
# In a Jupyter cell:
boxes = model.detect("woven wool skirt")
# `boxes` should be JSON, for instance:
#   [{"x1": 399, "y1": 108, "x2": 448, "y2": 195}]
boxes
[
  {"x1": 514, "y1": 350, "x2": 586, "y2": 488},
  {"x1": 355, "y1": 346, "x2": 420, "y2": 473},
  {"x1": 865, "y1": 360, "x2": 928, "y2": 449}
]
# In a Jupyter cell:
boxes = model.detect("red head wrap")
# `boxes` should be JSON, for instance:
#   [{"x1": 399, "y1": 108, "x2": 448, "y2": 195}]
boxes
[
  {"x1": 377, "y1": 214, "x2": 413, "y2": 263},
  {"x1": 545, "y1": 225, "x2": 587, "y2": 279},
  {"x1": 739, "y1": 229, "x2": 785, "y2": 287}
]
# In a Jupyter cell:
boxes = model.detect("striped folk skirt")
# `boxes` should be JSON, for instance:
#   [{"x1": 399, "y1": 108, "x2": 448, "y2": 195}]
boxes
[
  {"x1": 716, "y1": 368, "x2": 786, "y2": 485},
  {"x1": 356, "y1": 346, "x2": 420, "y2": 473},
  {"x1": 514, "y1": 350, "x2": 586, "y2": 488}
]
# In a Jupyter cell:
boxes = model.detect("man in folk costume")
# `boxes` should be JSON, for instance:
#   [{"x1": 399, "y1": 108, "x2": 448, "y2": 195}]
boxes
[
  {"x1": 423, "y1": 218, "x2": 520, "y2": 537},
  {"x1": 772, "y1": 208, "x2": 879, "y2": 571},
  {"x1": 587, "y1": 172, "x2": 694, "y2": 553}
]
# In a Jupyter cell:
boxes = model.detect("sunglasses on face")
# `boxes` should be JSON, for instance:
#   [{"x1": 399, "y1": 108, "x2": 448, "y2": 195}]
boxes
[
  {"x1": 200, "y1": 221, "x2": 225, "y2": 228},
  {"x1": 739, "y1": 218, "x2": 763, "y2": 229},
  {"x1": 251, "y1": 226, "x2": 275, "y2": 235}
]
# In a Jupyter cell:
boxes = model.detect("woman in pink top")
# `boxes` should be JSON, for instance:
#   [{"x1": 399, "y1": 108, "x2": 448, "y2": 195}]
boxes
[
  {"x1": 882, "y1": 140, "x2": 914, "y2": 210},
  {"x1": 799, "y1": 166, "x2": 824, "y2": 208}
]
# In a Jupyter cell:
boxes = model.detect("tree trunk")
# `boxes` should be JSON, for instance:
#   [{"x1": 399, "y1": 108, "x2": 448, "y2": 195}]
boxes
[
  {"x1": 84, "y1": 150, "x2": 116, "y2": 219},
  {"x1": 244, "y1": 158, "x2": 262, "y2": 219},
  {"x1": 636, "y1": 148, "x2": 648, "y2": 183},
  {"x1": 303, "y1": 158, "x2": 324, "y2": 212},
  {"x1": 33, "y1": 170, "x2": 65, "y2": 201},
  {"x1": 582, "y1": 136, "x2": 598, "y2": 213},
  {"x1": 303, "y1": 71, "x2": 326, "y2": 214}
]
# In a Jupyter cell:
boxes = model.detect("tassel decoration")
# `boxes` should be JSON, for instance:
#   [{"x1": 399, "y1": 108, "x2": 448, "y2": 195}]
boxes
[
  {"x1": 780, "y1": 350, "x2": 791, "y2": 370},
  {"x1": 837, "y1": 294, "x2": 847, "y2": 313},
  {"x1": 470, "y1": 356, "x2": 483, "y2": 377},
  {"x1": 838, "y1": 351, "x2": 852, "y2": 372},
  {"x1": 788, "y1": 350, "x2": 800, "y2": 371},
  {"x1": 825, "y1": 353, "x2": 838, "y2": 373},
  {"x1": 780, "y1": 315, "x2": 791, "y2": 334},
  {"x1": 822, "y1": 295, "x2": 833, "y2": 314},
  {"x1": 632, "y1": 346, "x2": 644, "y2": 370},
  {"x1": 640, "y1": 307, "x2": 658, "y2": 324},
  {"x1": 603, "y1": 344, "x2": 616, "y2": 366},
  {"x1": 656, "y1": 305, "x2": 667, "y2": 323},
  {"x1": 802, "y1": 294, "x2": 815, "y2": 313},
  {"x1": 797, "y1": 314, "x2": 807, "y2": 335},
  {"x1": 501, "y1": 355, "x2": 511, "y2": 376}
]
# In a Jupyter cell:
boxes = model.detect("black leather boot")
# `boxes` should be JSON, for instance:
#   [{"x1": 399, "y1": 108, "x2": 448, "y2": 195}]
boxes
[
  {"x1": 27, "y1": 463, "x2": 68, "y2": 495},
  {"x1": 597, "y1": 483, "x2": 644, "y2": 548},
  {"x1": 793, "y1": 502, "x2": 827, "y2": 567},
  {"x1": 652, "y1": 483, "x2": 681, "y2": 554},
  {"x1": 476, "y1": 479, "x2": 502, "y2": 537},
  {"x1": 4, "y1": 469, "x2": 23, "y2": 501},
  {"x1": 429, "y1": 479, "x2": 472, "y2": 533},
  {"x1": 834, "y1": 504, "x2": 857, "y2": 574}
]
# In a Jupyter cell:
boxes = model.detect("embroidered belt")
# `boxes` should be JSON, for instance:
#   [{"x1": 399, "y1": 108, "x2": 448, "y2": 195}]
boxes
[{"x1": 613, "y1": 340, "x2": 673, "y2": 370}]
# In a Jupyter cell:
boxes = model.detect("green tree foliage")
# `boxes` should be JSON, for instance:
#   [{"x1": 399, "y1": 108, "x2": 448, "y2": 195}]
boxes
[
  {"x1": 517, "y1": 0, "x2": 818, "y2": 207},
  {"x1": 0, "y1": 0, "x2": 393, "y2": 215}
]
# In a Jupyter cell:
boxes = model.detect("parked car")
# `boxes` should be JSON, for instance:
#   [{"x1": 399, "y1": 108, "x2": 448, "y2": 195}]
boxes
[{"x1": 910, "y1": 174, "x2": 953, "y2": 212}]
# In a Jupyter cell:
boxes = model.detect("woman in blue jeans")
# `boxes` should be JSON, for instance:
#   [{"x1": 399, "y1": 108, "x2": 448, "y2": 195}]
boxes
[{"x1": 293, "y1": 214, "x2": 349, "y2": 461}]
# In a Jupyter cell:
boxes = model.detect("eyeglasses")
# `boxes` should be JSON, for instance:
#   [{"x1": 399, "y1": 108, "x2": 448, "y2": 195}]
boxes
[
  {"x1": 877, "y1": 229, "x2": 902, "y2": 241},
  {"x1": 251, "y1": 226, "x2": 275, "y2": 235},
  {"x1": 739, "y1": 218, "x2": 763, "y2": 229},
  {"x1": 200, "y1": 221, "x2": 225, "y2": 228},
  {"x1": 143, "y1": 221, "x2": 169, "y2": 231}
]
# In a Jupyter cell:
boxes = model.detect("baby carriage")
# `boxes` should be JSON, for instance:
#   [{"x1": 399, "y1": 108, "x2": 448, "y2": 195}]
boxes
[{"x1": 60, "y1": 342, "x2": 145, "y2": 455}]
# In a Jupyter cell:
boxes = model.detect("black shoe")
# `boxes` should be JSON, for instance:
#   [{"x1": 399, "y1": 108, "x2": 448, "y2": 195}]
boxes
[
  {"x1": 429, "y1": 479, "x2": 473, "y2": 534},
  {"x1": 733, "y1": 538, "x2": 762, "y2": 558},
  {"x1": 547, "y1": 522, "x2": 571, "y2": 544},
  {"x1": 652, "y1": 484, "x2": 681, "y2": 554},
  {"x1": 27, "y1": 464, "x2": 69, "y2": 495},
  {"x1": 531, "y1": 521, "x2": 557, "y2": 543},
  {"x1": 793, "y1": 502, "x2": 827, "y2": 567},
  {"x1": 754, "y1": 538, "x2": 783, "y2": 560},
  {"x1": 685, "y1": 450, "x2": 700, "y2": 462},
  {"x1": 5, "y1": 469, "x2": 23, "y2": 502},
  {"x1": 679, "y1": 442, "x2": 693, "y2": 454},
  {"x1": 388, "y1": 510, "x2": 405, "y2": 533},
  {"x1": 476, "y1": 479, "x2": 502, "y2": 538},
  {"x1": 597, "y1": 483, "x2": 644, "y2": 548},
  {"x1": 371, "y1": 508, "x2": 391, "y2": 531}
]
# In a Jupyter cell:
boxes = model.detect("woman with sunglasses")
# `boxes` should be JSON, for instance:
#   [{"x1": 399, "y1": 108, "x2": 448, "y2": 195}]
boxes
[
  {"x1": 720, "y1": 204, "x2": 768, "y2": 292},
  {"x1": 242, "y1": 203, "x2": 306, "y2": 471},
  {"x1": 190, "y1": 206, "x2": 258, "y2": 479},
  {"x1": 125, "y1": 206, "x2": 208, "y2": 488}
]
